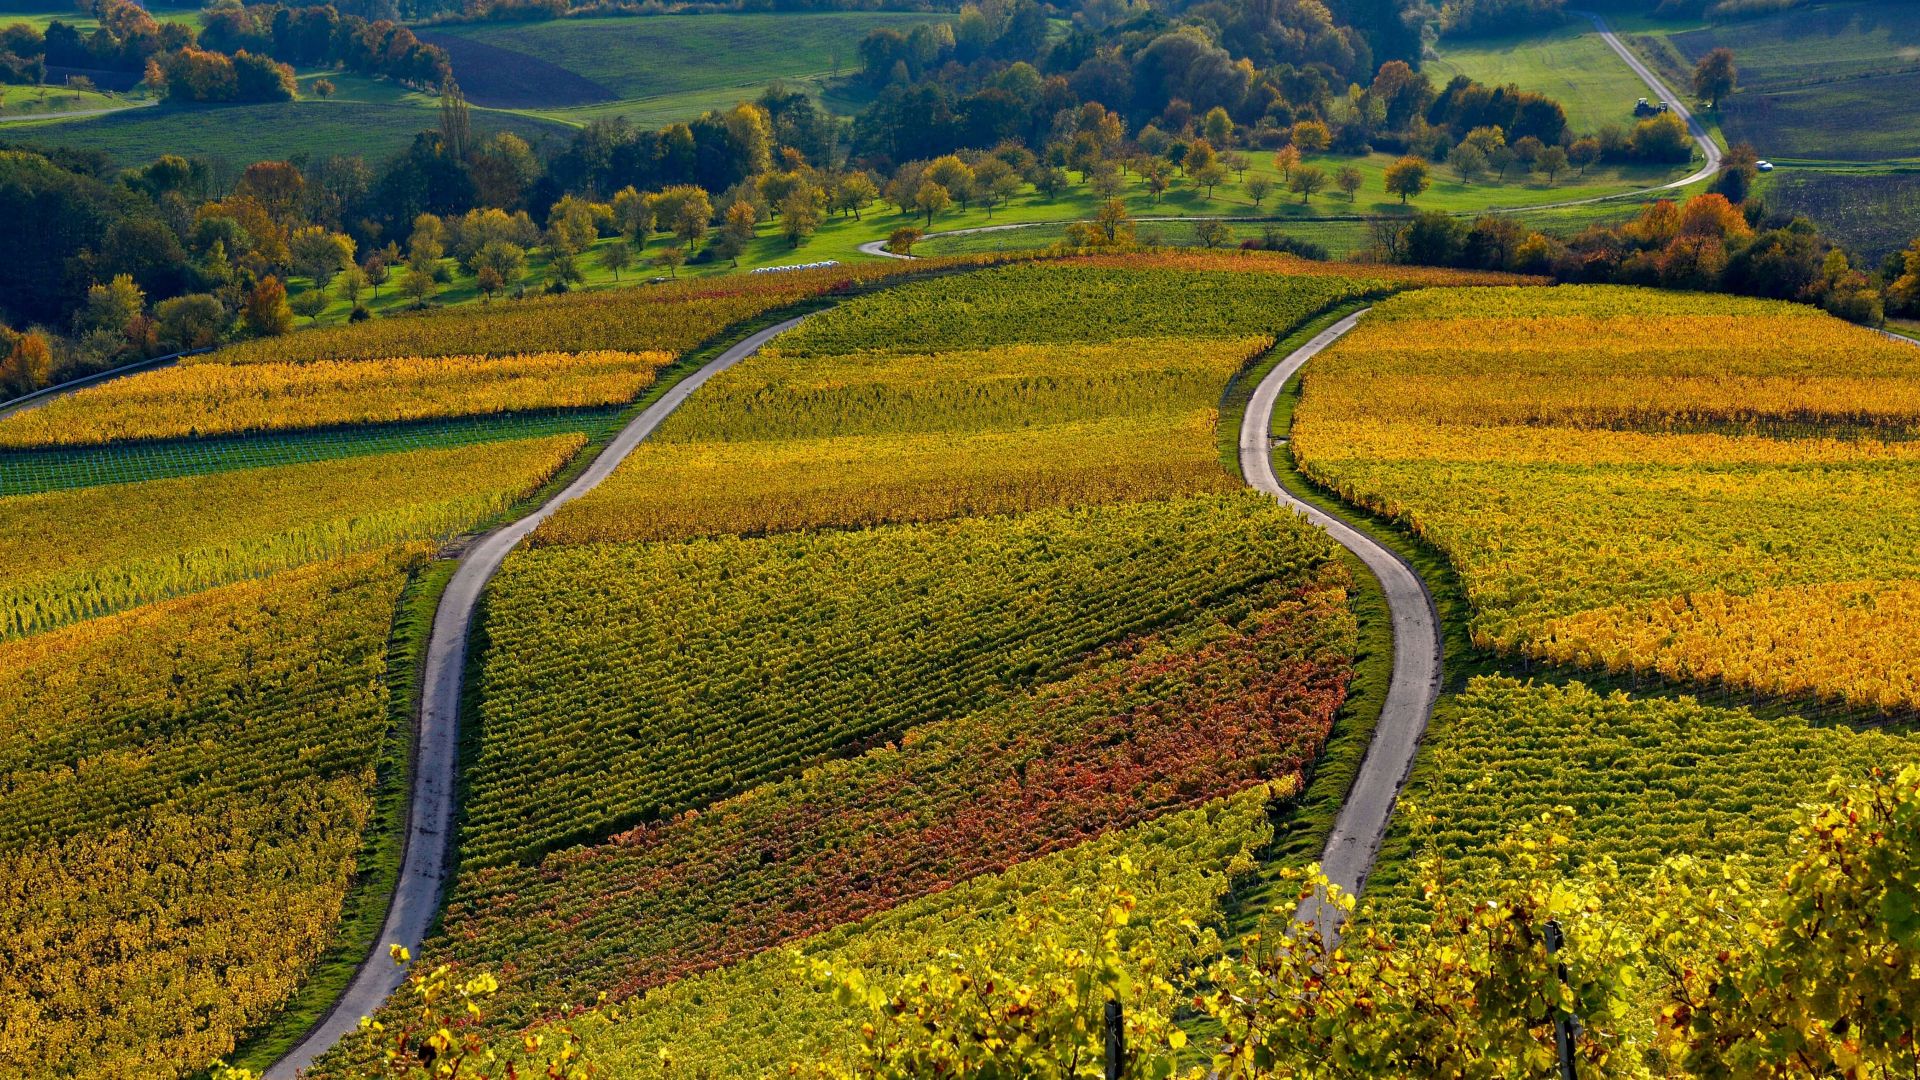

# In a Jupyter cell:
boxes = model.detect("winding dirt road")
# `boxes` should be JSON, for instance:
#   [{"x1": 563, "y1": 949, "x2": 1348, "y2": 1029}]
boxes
[
  {"x1": 1240, "y1": 311, "x2": 1443, "y2": 940},
  {"x1": 266, "y1": 313, "x2": 815, "y2": 1078}
]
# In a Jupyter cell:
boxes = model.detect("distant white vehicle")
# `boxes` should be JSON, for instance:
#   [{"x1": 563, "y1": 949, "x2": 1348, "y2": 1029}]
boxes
[
  {"x1": 751, "y1": 260, "x2": 841, "y2": 274},
  {"x1": 1756, "y1": 160, "x2": 1775, "y2": 172}
]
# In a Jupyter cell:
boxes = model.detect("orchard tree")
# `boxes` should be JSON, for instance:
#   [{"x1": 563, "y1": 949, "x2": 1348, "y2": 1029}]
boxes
[
  {"x1": 1194, "y1": 160, "x2": 1229, "y2": 198},
  {"x1": 1272, "y1": 145, "x2": 1301, "y2": 180},
  {"x1": 1290, "y1": 120, "x2": 1331, "y2": 153},
  {"x1": 243, "y1": 275, "x2": 292, "y2": 335},
  {"x1": 288, "y1": 286, "x2": 327, "y2": 325},
  {"x1": 886, "y1": 226, "x2": 923, "y2": 255},
  {"x1": 1538, "y1": 146, "x2": 1569, "y2": 184},
  {"x1": 1336, "y1": 165, "x2": 1364, "y2": 201},
  {"x1": 1192, "y1": 218, "x2": 1231, "y2": 248},
  {"x1": 1246, "y1": 174, "x2": 1275, "y2": 207},
  {"x1": 599, "y1": 241, "x2": 633, "y2": 281},
  {"x1": 1449, "y1": 142, "x2": 1488, "y2": 182},
  {"x1": 1288, "y1": 164, "x2": 1329, "y2": 203},
  {"x1": 717, "y1": 200, "x2": 758, "y2": 266},
  {"x1": 915, "y1": 180, "x2": 951, "y2": 225},
  {"x1": 1384, "y1": 156, "x2": 1432, "y2": 204},
  {"x1": 1693, "y1": 47, "x2": 1738, "y2": 108},
  {"x1": 653, "y1": 244, "x2": 686, "y2": 278}
]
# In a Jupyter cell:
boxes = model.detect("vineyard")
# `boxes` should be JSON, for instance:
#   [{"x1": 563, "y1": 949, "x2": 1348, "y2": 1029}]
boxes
[
  {"x1": 0, "y1": 435, "x2": 581, "y2": 639},
  {"x1": 1294, "y1": 285, "x2": 1920, "y2": 711},
  {"x1": 0, "y1": 352, "x2": 670, "y2": 448},
  {"x1": 210, "y1": 260, "x2": 955, "y2": 364},
  {"x1": 1365, "y1": 676, "x2": 1920, "y2": 923},
  {"x1": 0, "y1": 549, "x2": 421, "y2": 1080},
  {"x1": 533, "y1": 336, "x2": 1266, "y2": 544},
  {"x1": 437, "y1": 547, "x2": 1347, "y2": 1027},
  {"x1": 465, "y1": 495, "x2": 1326, "y2": 867}
]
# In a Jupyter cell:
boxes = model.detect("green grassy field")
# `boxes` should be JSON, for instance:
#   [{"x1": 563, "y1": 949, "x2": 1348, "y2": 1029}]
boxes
[
  {"x1": 1426, "y1": 22, "x2": 1652, "y2": 135},
  {"x1": 9, "y1": 98, "x2": 573, "y2": 168},
  {"x1": 0, "y1": 84, "x2": 133, "y2": 117},
  {"x1": 0, "y1": 2, "x2": 200, "y2": 30},
  {"x1": 1657, "y1": 0, "x2": 1920, "y2": 161},
  {"x1": 422, "y1": 11, "x2": 924, "y2": 116}
]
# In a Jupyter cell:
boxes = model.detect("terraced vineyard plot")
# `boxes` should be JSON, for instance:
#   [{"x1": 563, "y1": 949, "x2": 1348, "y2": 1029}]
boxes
[
  {"x1": 0, "y1": 550, "x2": 419, "y2": 1080},
  {"x1": 536, "y1": 338, "x2": 1265, "y2": 544},
  {"x1": 464, "y1": 495, "x2": 1321, "y2": 867},
  {"x1": 1293, "y1": 285, "x2": 1920, "y2": 712},
  {"x1": 425, "y1": 535, "x2": 1348, "y2": 1028},
  {"x1": 0, "y1": 435, "x2": 581, "y2": 639},
  {"x1": 0, "y1": 407, "x2": 624, "y2": 499},
  {"x1": 0, "y1": 352, "x2": 669, "y2": 448},
  {"x1": 770, "y1": 259, "x2": 1395, "y2": 355},
  {"x1": 213, "y1": 262, "x2": 937, "y2": 364},
  {"x1": 1365, "y1": 676, "x2": 1920, "y2": 925},
  {"x1": 574, "y1": 785, "x2": 1282, "y2": 1076}
]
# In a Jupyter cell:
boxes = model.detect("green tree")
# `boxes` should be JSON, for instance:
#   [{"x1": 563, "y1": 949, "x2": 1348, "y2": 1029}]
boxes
[
  {"x1": 1449, "y1": 142, "x2": 1488, "y2": 182},
  {"x1": 1288, "y1": 164, "x2": 1329, "y2": 204},
  {"x1": 1693, "y1": 46, "x2": 1738, "y2": 108},
  {"x1": 653, "y1": 244, "x2": 686, "y2": 278},
  {"x1": 1245, "y1": 174, "x2": 1275, "y2": 207},
  {"x1": 599, "y1": 240, "x2": 634, "y2": 281},
  {"x1": 289, "y1": 226, "x2": 354, "y2": 290},
  {"x1": 1384, "y1": 156, "x2": 1433, "y2": 204},
  {"x1": 1193, "y1": 160, "x2": 1229, "y2": 198},
  {"x1": 335, "y1": 264, "x2": 368, "y2": 309},
  {"x1": 717, "y1": 200, "x2": 758, "y2": 267},
  {"x1": 470, "y1": 240, "x2": 525, "y2": 292},
  {"x1": 780, "y1": 188, "x2": 824, "y2": 247},
  {"x1": 154, "y1": 293, "x2": 226, "y2": 350},
  {"x1": 1192, "y1": 219, "x2": 1231, "y2": 249},
  {"x1": 288, "y1": 286, "x2": 327, "y2": 325},
  {"x1": 1537, "y1": 146, "x2": 1569, "y2": 185}
]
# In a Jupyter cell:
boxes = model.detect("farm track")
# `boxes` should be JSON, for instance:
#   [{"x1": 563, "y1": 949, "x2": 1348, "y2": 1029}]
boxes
[
  {"x1": 1240, "y1": 311, "x2": 1443, "y2": 940},
  {"x1": 265, "y1": 313, "x2": 815, "y2": 1079},
  {"x1": 0, "y1": 350, "x2": 190, "y2": 421}
]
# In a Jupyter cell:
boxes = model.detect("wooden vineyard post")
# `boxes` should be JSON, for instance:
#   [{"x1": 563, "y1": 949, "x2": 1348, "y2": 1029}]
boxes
[{"x1": 1104, "y1": 999, "x2": 1126, "y2": 1080}]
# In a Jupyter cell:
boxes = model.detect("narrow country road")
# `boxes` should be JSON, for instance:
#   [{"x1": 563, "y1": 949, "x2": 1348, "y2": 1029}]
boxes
[
  {"x1": 1586, "y1": 12, "x2": 1723, "y2": 187},
  {"x1": 266, "y1": 313, "x2": 816, "y2": 1079},
  {"x1": 1240, "y1": 311, "x2": 1443, "y2": 941}
]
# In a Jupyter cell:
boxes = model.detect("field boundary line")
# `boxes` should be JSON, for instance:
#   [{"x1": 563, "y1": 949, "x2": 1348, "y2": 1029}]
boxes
[
  {"x1": 264, "y1": 312, "x2": 816, "y2": 1079},
  {"x1": 1239, "y1": 309, "x2": 1443, "y2": 942}
]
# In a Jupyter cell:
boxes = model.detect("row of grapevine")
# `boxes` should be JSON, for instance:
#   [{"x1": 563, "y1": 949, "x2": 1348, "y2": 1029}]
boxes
[
  {"x1": 769, "y1": 261, "x2": 1389, "y2": 354},
  {"x1": 581, "y1": 786, "x2": 1284, "y2": 1077},
  {"x1": 530, "y1": 413, "x2": 1239, "y2": 545},
  {"x1": 0, "y1": 549, "x2": 422, "y2": 1080},
  {"x1": 426, "y1": 560, "x2": 1349, "y2": 1029},
  {"x1": 1364, "y1": 676, "x2": 1920, "y2": 924},
  {"x1": 465, "y1": 494, "x2": 1328, "y2": 867},
  {"x1": 534, "y1": 335, "x2": 1269, "y2": 545},
  {"x1": 0, "y1": 352, "x2": 670, "y2": 449},
  {"x1": 209, "y1": 260, "x2": 971, "y2": 365},
  {"x1": 1, "y1": 435, "x2": 582, "y2": 640},
  {"x1": 1293, "y1": 284, "x2": 1920, "y2": 712}
]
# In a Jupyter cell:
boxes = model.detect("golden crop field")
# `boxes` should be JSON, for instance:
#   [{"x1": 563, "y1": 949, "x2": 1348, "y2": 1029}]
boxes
[
  {"x1": 0, "y1": 549, "x2": 422, "y2": 1080},
  {"x1": 0, "y1": 435, "x2": 581, "y2": 638},
  {"x1": 1294, "y1": 284, "x2": 1920, "y2": 711},
  {"x1": 0, "y1": 352, "x2": 670, "y2": 448}
]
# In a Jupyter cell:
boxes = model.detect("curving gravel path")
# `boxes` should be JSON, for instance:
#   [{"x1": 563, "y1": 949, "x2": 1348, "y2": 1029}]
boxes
[
  {"x1": 1586, "y1": 12, "x2": 1723, "y2": 189},
  {"x1": 0, "y1": 351, "x2": 190, "y2": 422},
  {"x1": 1240, "y1": 311, "x2": 1443, "y2": 941},
  {"x1": 266, "y1": 313, "x2": 815, "y2": 1078}
]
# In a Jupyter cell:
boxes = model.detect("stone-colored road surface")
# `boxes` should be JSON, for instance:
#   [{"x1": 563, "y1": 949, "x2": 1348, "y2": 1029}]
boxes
[
  {"x1": 267, "y1": 313, "x2": 814, "y2": 1078},
  {"x1": 1240, "y1": 310, "x2": 1443, "y2": 942}
]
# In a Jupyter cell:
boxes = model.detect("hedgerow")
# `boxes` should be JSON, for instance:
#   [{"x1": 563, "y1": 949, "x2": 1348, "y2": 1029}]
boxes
[
  {"x1": 0, "y1": 549, "x2": 422, "y2": 1080},
  {"x1": 0, "y1": 435, "x2": 581, "y2": 639},
  {"x1": 0, "y1": 352, "x2": 670, "y2": 449},
  {"x1": 464, "y1": 493, "x2": 1327, "y2": 867}
]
